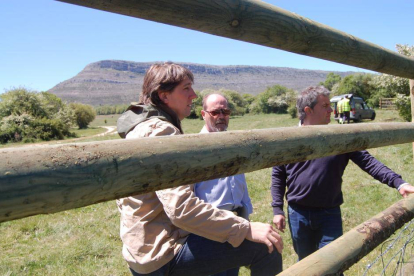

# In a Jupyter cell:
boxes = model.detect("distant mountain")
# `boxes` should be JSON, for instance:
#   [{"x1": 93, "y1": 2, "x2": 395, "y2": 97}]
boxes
[{"x1": 48, "y1": 60, "x2": 354, "y2": 106}]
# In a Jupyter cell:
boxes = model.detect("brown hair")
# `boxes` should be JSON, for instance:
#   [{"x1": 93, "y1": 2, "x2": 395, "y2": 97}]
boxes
[
  {"x1": 139, "y1": 63, "x2": 194, "y2": 133},
  {"x1": 139, "y1": 62, "x2": 194, "y2": 105}
]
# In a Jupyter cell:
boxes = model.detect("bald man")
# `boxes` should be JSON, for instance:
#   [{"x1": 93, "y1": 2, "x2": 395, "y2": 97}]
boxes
[{"x1": 195, "y1": 94, "x2": 254, "y2": 276}]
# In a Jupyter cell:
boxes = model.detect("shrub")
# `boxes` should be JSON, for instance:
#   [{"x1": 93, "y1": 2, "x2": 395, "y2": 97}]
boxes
[
  {"x1": 288, "y1": 105, "x2": 297, "y2": 119},
  {"x1": 0, "y1": 113, "x2": 74, "y2": 144},
  {"x1": 251, "y1": 85, "x2": 296, "y2": 114},
  {"x1": 395, "y1": 94, "x2": 412, "y2": 122},
  {"x1": 70, "y1": 103, "x2": 96, "y2": 129},
  {"x1": 0, "y1": 88, "x2": 76, "y2": 144}
]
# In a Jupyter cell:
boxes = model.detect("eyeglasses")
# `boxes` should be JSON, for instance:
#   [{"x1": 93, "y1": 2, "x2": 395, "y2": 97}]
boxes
[{"x1": 204, "y1": 109, "x2": 231, "y2": 116}]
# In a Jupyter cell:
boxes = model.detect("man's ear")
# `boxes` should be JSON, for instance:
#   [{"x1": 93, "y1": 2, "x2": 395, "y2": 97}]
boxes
[
  {"x1": 158, "y1": 91, "x2": 169, "y2": 104},
  {"x1": 201, "y1": 110, "x2": 206, "y2": 120},
  {"x1": 304, "y1": 106, "x2": 313, "y2": 115}
]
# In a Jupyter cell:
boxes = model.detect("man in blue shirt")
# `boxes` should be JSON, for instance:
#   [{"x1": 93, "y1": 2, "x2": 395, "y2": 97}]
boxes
[
  {"x1": 271, "y1": 86, "x2": 414, "y2": 262},
  {"x1": 195, "y1": 94, "x2": 253, "y2": 276}
]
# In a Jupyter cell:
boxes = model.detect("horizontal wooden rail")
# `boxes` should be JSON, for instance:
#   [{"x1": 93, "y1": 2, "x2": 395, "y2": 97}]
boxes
[
  {"x1": 56, "y1": 0, "x2": 414, "y2": 78},
  {"x1": 379, "y1": 98, "x2": 397, "y2": 110},
  {"x1": 278, "y1": 193, "x2": 414, "y2": 276},
  {"x1": 1, "y1": 123, "x2": 414, "y2": 223}
]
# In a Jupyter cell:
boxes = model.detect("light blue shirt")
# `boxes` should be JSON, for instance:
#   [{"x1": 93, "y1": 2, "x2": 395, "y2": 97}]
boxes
[{"x1": 195, "y1": 126, "x2": 253, "y2": 215}]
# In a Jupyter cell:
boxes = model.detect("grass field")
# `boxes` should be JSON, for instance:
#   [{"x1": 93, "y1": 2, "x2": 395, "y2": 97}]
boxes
[{"x1": 1, "y1": 110, "x2": 413, "y2": 275}]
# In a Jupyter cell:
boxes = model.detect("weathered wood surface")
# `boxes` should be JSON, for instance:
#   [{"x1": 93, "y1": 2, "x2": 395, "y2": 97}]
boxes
[
  {"x1": 55, "y1": 0, "x2": 414, "y2": 79},
  {"x1": 278, "y1": 193, "x2": 414, "y2": 276},
  {"x1": 1, "y1": 123, "x2": 414, "y2": 223}
]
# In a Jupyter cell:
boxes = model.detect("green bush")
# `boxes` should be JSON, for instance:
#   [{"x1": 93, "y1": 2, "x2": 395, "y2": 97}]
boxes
[
  {"x1": 0, "y1": 88, "x2": 76, "y2": 144},
  {"x1": 196, "y1": 106, "x2": 203, "y2": 120},
  {"x1": 319, "y1": 73, "x2": 342, "y2": 90},
  {"x1": 221, "y1": 90, "x2": 247, "y2": 116},
  {"x1": 0, "y1": 114, "x2": 75, "y2": 144},
  {"x1": 27, "y1": 118, "x2": 67, "y2": 141},
  {"x1": 333, "y1": 74, "x2": 374, "y2": 100},
  {"x1": 242, "y1": 94, "x2": 255, "y2": 113},
  {"x1": 188, "y1": 91, "x2": 203, "y2": 119},
  {"x1": 70, "y1": 103, "x2": 96, "y2": 129},
  {"x1": 288, "y1": 105, "x2": 297, "y2": 119},
  {"x1": 250, "y1": 85, "x2": 296, "y2": 114},
  {"x1": 395, "y1": 94, "x2": 412, "y2": 122}
]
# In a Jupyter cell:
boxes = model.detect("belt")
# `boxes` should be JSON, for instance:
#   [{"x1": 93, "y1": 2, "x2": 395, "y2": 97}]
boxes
[{"x1": 289, "y1": 203, "x2": 339, "y2": 211}]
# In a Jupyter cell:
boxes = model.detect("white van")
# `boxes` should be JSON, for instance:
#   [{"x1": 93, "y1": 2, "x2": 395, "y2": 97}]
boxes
[{"x1": 330, "y1": 94, "x2": 376, "y2": 122}]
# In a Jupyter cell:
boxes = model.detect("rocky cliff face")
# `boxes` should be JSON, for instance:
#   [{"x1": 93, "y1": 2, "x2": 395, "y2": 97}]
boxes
[{"x1": 49, "y1": 60, "x2": 353, "y2": 106}]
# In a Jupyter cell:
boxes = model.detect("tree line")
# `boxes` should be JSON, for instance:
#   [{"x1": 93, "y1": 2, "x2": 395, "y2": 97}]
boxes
[
  {"x1": 186, "y1": 85, "x2": 297, "y2": 119},
  {"x1": 96, "y1": 44, "x2": 413, "y2": 122}
]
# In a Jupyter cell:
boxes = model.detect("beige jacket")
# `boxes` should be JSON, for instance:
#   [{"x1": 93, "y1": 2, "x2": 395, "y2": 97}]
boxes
[{"x1": 117, "y1": 118, "x2": 250, "y2": 274}]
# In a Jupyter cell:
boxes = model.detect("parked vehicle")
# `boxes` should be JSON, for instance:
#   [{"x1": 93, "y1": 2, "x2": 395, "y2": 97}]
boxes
[{"x1": 330, "y1": 94, "x2": 376, "y2": 122}]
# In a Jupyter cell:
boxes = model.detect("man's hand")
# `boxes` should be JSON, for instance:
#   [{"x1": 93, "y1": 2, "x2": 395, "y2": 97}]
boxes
[
  {"x1": 246, "y1": 222, "x2": 283, "y2": 254},
  {"x1": 399, "y1": 184, "x2": 414, "y2": 198},
  {"x1": 273, "y1": 215, "x2": 286, "y2": 233}
]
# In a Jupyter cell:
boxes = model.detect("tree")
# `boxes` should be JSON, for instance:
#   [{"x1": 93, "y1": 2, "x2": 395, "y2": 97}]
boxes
[
  {"x1": 242, "y1": 94, "x2": 255, "y2": 113},
  {"x1": 250, "y1": 85, "x2": 296, "y2": 114},
  {"x1": 373, "y1": 45, "x2": 413, "y2": 95},
  {"x1": 0, "y1": 87, "x2": 46, "y2": 118},
  {"x1": 39, "y1": 92, "x2": 75, "y2": 126},
  {"x1": 373, "y1": 44, "x2": 414, "y2": 120},
  {"x1": 188, "y1": 91, "x2": 204, "y2": 119},
  {"x1": 333, "y1": 74, "x2": 374, "y2": 100},
  {"x1": 395, "y1": 94, "x2": 412, "y2": 122},
  {"x1": 319, "y1": 73, "x2": 342, "y2": 90},
  {"x1": 220, "y1": 89, "x2": 247, "y2": 116},
  {"x1": 70, "y1": 103, "x2": 96, "y2": 129},
  {"x1": 0, "y1": 88, "x2": 75, "y2": 143},
  {"x1": 242, "y1": 94, "x2": 255, "y2": 105}
]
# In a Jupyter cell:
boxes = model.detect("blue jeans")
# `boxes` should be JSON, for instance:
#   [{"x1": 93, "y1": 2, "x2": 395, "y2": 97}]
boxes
[
  {"x1": 129, "y1": 233, "x2": 282, "y2": 276},
  {"x1": 288, "y1": 204, "x2": 343, "y2": 261}
]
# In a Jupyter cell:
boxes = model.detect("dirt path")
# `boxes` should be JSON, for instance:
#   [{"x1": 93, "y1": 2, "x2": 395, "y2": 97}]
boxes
[
  {"x1": 1, "y1": 126, "x2": 118, "y2": 149},
  {"x1": 96, "y1": 126, "x2": 117, "y2": 137}
]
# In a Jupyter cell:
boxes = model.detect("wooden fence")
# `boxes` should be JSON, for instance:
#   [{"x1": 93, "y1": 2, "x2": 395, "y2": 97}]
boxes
[
  {"x1": 3, "y1": 123, "x2": 414, "y2": 223},
  {"x1": 379, "y1": 98, "x2": 397, "y2": 110},
  {"x1": 3, "y1": 0, "x2": 414, "y2": 274}
]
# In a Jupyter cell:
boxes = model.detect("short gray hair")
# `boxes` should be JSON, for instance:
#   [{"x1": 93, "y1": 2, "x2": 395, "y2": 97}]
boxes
[{"x1": 297, "y1": 86, "x2": 330, "y2": 122}]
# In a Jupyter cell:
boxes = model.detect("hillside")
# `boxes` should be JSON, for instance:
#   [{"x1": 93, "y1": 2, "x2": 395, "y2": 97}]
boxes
[{"x1": 49, "y1": 60, "x2": 353, "y2": 106}]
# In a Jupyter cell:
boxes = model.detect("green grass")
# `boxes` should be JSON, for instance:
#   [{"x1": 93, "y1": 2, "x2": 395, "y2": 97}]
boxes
[
  {"x1": 182, "y1": 113, "x2": 299, "y2": 134},
  {"x1": 89, "y1": 114, "x2": 120, "y2": 127},
  {"x1": 71, "y1": 126, "x2": 106, "y2": 137},
  {"x1": 1, "y1": 109, "x2": 413, "y2": 275}
]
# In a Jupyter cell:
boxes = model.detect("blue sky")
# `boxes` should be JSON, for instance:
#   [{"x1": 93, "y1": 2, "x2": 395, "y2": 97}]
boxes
[{"x1": 1, "y1": 0, "x2": 413, "y2": 93}]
